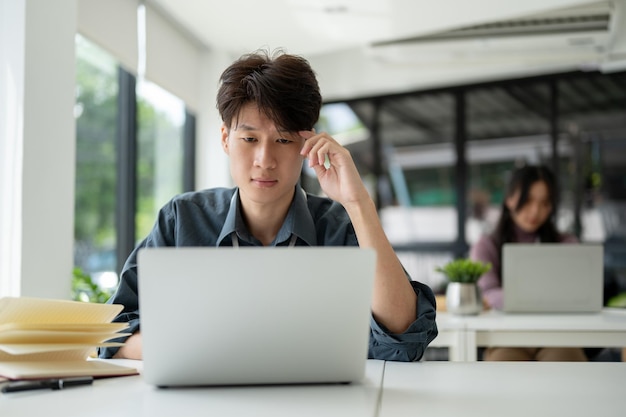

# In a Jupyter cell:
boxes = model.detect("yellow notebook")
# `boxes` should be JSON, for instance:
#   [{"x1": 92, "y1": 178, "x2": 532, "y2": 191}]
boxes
[{"x1": 0, "y1": 297, "x2": 138, "y2": 380}]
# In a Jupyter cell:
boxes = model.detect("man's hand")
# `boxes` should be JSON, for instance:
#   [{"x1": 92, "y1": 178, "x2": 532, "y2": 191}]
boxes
[
  {"x1": 113, "y1": 331, "x2": 143, "y2": 359},
  {"x1": 299, "y1": 130, "x2": 370, "y2": 207}
]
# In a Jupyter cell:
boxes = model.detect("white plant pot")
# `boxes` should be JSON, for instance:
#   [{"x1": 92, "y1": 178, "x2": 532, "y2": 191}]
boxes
[{"x1": 445, "y1": 282, "x2": 482, "y2": 315}]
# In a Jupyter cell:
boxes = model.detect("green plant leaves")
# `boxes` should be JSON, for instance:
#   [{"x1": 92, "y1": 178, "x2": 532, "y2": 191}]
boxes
[
  {"x1": 435, "y1": 259, "x2": 492, "y2": 283},
  {"x1": 72, "y1": 267, "x2": 112, "y2": 303}
]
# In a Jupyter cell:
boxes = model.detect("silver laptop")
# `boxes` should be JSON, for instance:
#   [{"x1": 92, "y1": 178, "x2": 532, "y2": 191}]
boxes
[
  {"x1": 138, "y1": 246, "x2": 376, "y2": 387},
  {"x1": 502, "y1": 244, "x2": 603, "y2": 313}
]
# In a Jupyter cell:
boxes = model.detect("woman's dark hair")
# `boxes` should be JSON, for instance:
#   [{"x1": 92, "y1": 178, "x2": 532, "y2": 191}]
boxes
[
  {"x1": 216, "y1": 49, "x2": 322, "y2": 132},
  {"x1": 491, "y1": 164, "x2": 561, "y2": 252}
]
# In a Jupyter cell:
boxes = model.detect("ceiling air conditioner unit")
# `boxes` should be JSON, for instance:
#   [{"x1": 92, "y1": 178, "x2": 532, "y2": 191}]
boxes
[{"x1": 366, "y1": 2, "x2": 614, "y2": 69}]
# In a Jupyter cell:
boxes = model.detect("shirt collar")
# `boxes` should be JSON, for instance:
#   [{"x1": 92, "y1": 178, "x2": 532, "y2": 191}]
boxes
[
  {"x1": 216, "y1": 185, "x2": 318, "y2": 247},
  {"x1": 216, "y1": 189, "x2": 240, "y2": 246}
]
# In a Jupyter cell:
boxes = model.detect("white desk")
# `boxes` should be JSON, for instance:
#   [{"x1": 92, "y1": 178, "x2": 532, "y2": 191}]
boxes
[
  {"x1": 380, "y1": 361, "x2": 626, "y2": 417},
  {"x1": 434, "y1": 309, "x2": 626, "y2": 361},
  {"x1": 3, "y1": 360, "x2": 625, "y2": 416},
  {"x1": 0, "y1": 359, "x2": 384, "y2": 417}
]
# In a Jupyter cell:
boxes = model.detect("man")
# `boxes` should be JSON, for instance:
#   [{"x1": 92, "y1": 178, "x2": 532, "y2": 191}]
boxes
[{"x1": 100, "y1": 50, "x2": 437, "y2": 362}]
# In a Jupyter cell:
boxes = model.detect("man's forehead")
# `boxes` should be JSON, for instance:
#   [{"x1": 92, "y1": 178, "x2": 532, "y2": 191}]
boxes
[
  {"x1": 231, "y1": 121, "x2": 292, "y2": 135},
  {"x1": 230, "y1": 103, "x2": 294, "y2": 133}
]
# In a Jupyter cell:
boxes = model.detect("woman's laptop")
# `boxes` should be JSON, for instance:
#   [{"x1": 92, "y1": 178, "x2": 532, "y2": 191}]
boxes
[
  {"x1": 137, "y1": 246, "x2": 376, "y2": 387},
  {"x1": 502, "y1": 244, "x2": 603, "y2": 314}
]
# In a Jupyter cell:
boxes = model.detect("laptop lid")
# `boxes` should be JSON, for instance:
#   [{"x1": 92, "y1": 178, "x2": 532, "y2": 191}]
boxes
[
  {"x1": 502, "y1": 244, "x2": 603, "y2": 314},
  {"x1": 138, "y1": 246, "x2": 376, "y2": 387}
]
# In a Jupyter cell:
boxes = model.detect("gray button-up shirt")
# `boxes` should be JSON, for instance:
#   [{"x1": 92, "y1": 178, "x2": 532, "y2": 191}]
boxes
[{"x1": 99, "y1": 185, "x2": 438, "y2": 361}]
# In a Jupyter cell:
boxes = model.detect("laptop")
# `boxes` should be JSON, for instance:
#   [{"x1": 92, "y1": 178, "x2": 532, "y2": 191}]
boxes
[
  {"x1": 137, "y1": 246, "x2": 376, "y2": 387},
  {"x1": 502, "y1": 243, "x2": 603, "y2": 314}
]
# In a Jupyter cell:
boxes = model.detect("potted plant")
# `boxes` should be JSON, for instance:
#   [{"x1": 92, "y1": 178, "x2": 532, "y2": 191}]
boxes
[{"x1": 435, "y1": 259, "x2": 491, "y2": 315}]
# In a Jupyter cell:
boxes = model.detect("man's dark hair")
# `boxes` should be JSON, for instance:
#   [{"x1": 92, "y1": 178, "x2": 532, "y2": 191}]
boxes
[{"x1": 217, "y1": 49, "x2": 322, "y2": 132}]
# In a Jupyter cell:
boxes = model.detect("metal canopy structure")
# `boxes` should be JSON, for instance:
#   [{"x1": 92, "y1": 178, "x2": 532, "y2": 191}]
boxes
[{"x1": 343, "y1": 70, "x2": 626, "y2": 176}]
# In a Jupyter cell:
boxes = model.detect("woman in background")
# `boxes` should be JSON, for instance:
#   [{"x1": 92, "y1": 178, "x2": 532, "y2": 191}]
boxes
[{"x1": 470, "y1": 164, "x2": 587, "y2": 361}]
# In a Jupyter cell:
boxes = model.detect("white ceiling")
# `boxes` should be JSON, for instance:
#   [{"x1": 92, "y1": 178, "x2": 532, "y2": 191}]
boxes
[{"x1": 148, "y1": 0, "x2": 626, "y2": 100}]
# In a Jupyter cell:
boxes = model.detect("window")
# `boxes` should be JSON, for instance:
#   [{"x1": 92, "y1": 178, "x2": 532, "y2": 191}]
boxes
[
  {"x1": 136, "y1": 80, "x2": 186, "y2": 241},
  {"x1": 74, "y1": 35, "x2": 119, "y2": 295},
  {"x1": 74, "y1": 35, "x2": 194, "y2": 300}
]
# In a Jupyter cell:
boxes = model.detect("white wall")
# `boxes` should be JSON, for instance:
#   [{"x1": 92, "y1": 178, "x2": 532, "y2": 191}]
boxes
[
  {"x1": 0, "y1": 0, "x2": 25, "y2": 297},
  {"x1": 0, "y1": 0, "x2": 77, "y2": 299},
  {"x1": 195, "y1": 50, "x2": 234, "y2": 190}
]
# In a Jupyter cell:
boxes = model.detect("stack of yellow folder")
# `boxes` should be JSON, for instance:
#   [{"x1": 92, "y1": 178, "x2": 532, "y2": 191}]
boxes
[{"x1": 0, "y1": 297, "x2": 137, "y2": 380}]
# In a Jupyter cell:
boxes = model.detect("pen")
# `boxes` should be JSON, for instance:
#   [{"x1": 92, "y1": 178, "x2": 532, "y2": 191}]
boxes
[{"x1": 1, "y1": 376, "x2": 94, "y2": 393}]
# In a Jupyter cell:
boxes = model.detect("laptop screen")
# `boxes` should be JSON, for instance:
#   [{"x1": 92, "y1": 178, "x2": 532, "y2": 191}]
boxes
[
  {"x1": 502, "y1": 244, "x2": 603, "y2": 314},
  {"x1": 138, "y1": 246, "x2": 376, "y2": 387}
]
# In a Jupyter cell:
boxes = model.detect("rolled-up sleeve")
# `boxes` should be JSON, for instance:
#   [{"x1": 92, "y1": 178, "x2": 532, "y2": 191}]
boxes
[
  {"x1": 368, "y1": 280, "x2": 438, "y2": 362},
  {"x1": 97, "y1": 257, "x2": 143, "y2": 359}
]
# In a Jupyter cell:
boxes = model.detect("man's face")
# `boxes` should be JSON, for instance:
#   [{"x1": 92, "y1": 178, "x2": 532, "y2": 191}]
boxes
[{"x1": 221, "y1": 102, "x2": 305, "y2": 207}]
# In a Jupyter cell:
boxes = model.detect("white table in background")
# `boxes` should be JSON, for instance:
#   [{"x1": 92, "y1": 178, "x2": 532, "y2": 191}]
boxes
[
  {"x1": 380, "y1": 361, "x2": 626, "y2": 417},
  {"x1": 428, "y1": 313, "x2": 467, "y2": 361},
  {"x1": 462, "y1": 308, "x2": 626, "y2": 361},
  {"x1": 0, "y1": 359, "x2": 384, "y2": 417},
  {"x1": 433, "y1": 309, "x2": 626, "y2": 361}
]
